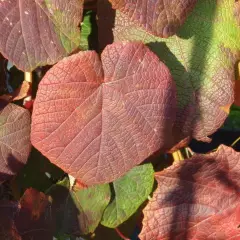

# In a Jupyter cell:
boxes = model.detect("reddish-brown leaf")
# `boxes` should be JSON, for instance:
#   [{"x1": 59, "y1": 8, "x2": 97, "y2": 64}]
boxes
[
  {"x1": 0, "y1": 103, "x2": 31, "y2": 183},
  {"x1": 108, "y1": 0, "x2": 198, "y2": 37},
  {"x1": 31, "y1": 42, "x2": 176, "y2": 185},
  {"x1": 0, "y1": 188, "x2": 52, "y2": 240},
  {"x1": 140, "y1": 145, "x2": 240, "y2": 240},
  {"x1": 0, "y1": 0, "x2": 83, "y2": 71}
]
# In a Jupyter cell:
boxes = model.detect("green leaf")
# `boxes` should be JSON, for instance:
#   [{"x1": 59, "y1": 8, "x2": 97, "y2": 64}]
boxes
[
  {"x1": 47, "y1": 177, "x2": 111, "y2": 236},
  {"x1": 101, "y1": 164, "x2": 154, "y2": 228},
  {"x1": 79, "y1": 11, "x2": 92, "y2": 50},
  {"x1": 223, "y1": 104, "x2": 240, "y2": 130},
  {"x1": 114, "y1": 0, "x2": 239, "y2": 143},
  {"x1": 79, "y1": 10, "x2": 98, "y2": 51}
]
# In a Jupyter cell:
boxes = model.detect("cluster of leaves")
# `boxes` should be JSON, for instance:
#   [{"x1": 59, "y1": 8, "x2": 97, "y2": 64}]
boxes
[{"x1": 0, "y1": 0, "x2": 240, "y2": 239}]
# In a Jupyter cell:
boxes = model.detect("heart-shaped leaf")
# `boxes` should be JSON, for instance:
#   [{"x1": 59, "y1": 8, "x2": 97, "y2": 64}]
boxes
[
  {"x1": 0, "y1": 102, "x2": 31, "y2": 183},
  {"x1": 31, "y1": 42, "x2": 176, "y2": 185},
  {"x1": 47, "y1": 177, "x2": 110, "y2": 236},
  {"x1": 114, "y1": 0, "x2": 238, "y2": 144},
  {"x1": 109, "y1": 0, "x2": 198, "y2": 37},
  {"x1": 140, "y1": 145, "x2": 240, "y2": 239},
  {"x1": 0, "y1": 0, "x2": 83, "y2": 71},
  {"x1": 101, "y1": 163, "x2": 154, "y2": 228}
]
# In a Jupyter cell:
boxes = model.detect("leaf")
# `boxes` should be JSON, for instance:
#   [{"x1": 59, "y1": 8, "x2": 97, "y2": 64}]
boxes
[
  {"x1": 47, "y1": 177, "x2": 111, "y2": 236},
  {"x1": 109, "y1": 0, "x2": 198, "y2": 37},
  {"x1": 114, "y1": 0, "x2": 238, "y2": 144},
  {"x1": 0, "y1": 0, "x2": 83, "y2": 71},
  {"x1": 79, "y1": 10, "x2": 98, "y2": 51},
  {"x1": 31, "y1": 42, "x2": 176, "y2": 185},
  {"x1": 0, "y1": 103, "x2": 31, "y2": 183},
  {"x1": 12, "y1": 81, "x2": 31, "y2": 101},
  {"x1": 79, "y1": 11, "x2": 93, "y2": 51},
  {"x1": 222, "y1": 104, "x2": 240, "y2": 131},
  {"x1": 139, "y1": 145, "x2": 240, "y2": 239},
  {"x1": 101, "y1": 164, "x2": 154, "y2": 228},
  {"x1": 0, "y1": 188, "x2": 52, "y2": 240}
]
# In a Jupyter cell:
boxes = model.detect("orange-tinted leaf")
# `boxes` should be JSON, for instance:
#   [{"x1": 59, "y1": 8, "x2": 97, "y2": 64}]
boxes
[
  {"x1": 20, "y1": 188, "x2": 49, "y2": 221},
  {"x1": 0, "y1": 103, "x2": 31, "y2": 183},
  {"x1": 31, "y1": 42, "x2": 176, "y2": 185},
  {"x1": 109, "y1": 0, "x2": 198, "y2": 37},
  {"x1": 140, "y1": 145, "x2": 240, "y2": 239},
  {"x1": 12, "y1": 81, "x2": 31, "y2": 101}
]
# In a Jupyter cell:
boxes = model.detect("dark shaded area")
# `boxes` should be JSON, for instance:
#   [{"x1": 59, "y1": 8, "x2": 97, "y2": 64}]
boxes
[
  {"x1": 143, "y1": 150, "x2": 173, "y2": 173},
  {"x1": 7, "y1": 65, "x2": 24, "y2": 92},
  {"x1": 0, "y1": 154, "x2": 24, "y2": 184},
  {"x1": 190, "y1": 130, "x2": 240, "y2": 153},
  {"x1": 0, "y1": 154, "x2": 25, "y2": 201},
  {"x1": 84, "y1": 0, "x2": 97, "y2": 10},
  {"x1": 46, "y1": 181, "x2": 82, "y2": 238},
  {"x1": 0, "y1": 54, "x2": 7, "y2": 95},
  {"x1": 32, "y1": 66, "x2": 52, "y2": 98},
  {"x1": 0, "y1": 189, "x2": 53, "y2": 240},
  {"x1": 108, "y1": 182, "x2": 116, "y2": 205},
  {"x1": 14, "y1": 147, "x2": 65, "y2": 195},
  {"x1": 97, "y1": 0, "x2": 116, "y2": 53}
]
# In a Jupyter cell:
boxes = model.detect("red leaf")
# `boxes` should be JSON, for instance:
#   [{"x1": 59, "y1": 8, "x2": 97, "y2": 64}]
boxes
[
  {"x1": 108, "y1": 0, "x2": 198, "y2": 37},
  {"x1": 139, "y1": 145, "x2": 240, "y2": 240},
  {"x1": 31, "y1": 42, "x2": 176, "y2": 185},
  {"x1": 0, "y1": 103, "x2": 31, "y2": 183}
]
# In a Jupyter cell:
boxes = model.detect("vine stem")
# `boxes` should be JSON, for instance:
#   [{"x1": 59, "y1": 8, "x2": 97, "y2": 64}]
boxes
[
  {"x1": 172, "y1": 150, "x2": 184, "y2": 164},
  {"x1": 115, "y1": 228, "x2": 130, "y2": 240},
  {"x1": 23, "y1": 72, "x2": 33, "y2": 109},
  {"x1": 231, "y1": 136, "x2": 240, "y2": 147}
]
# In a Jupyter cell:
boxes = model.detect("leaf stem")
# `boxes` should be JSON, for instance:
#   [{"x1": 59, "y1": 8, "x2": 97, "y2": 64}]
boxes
[
  {"x1": 185, "y1": 147, "x2": 194, "y2": 158},
  {"x1": 23, "y1": 72, "x2": 32, "y2": 109},
  {"x1": 24, "y1": 72, "x2": 32, "y2": 83},
  {"x1": 231, "y1": 136, "x2": 240, "y2": 147},
  {"x1": 172, "y1": 150, "x2": 184, "y2": 164},
  {"x1": 115, "y1": 228, "x2": 130, "y2": 240}
]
